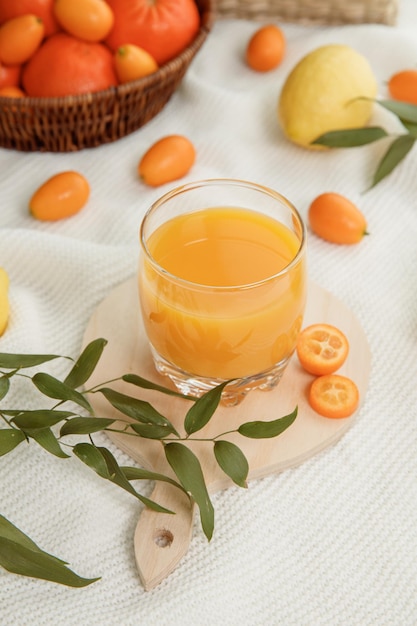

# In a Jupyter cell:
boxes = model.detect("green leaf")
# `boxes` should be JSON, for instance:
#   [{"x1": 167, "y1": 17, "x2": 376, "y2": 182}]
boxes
[
  {"x1": 0, "y1": 375, "x2": 10, "y2": 400},
  {"x1": 129, "y1": 422, "x2": 177, "y2": 440},
  {"x1": 60, "y1": 417, "x2": 115, "y2": 436},
  {"x1": 0, "y1": 537, "x2": 99, "y2": 587},
  {"x1": 73, "y1": 442, "x2": 111, "y2": 478},
  {"x1": 32, "y1": 373, "x2": 93, "y2": 413},
  {"x1": 29, "y1": 427, "x2": 70, "y2": 458},
  {"x1": 123, "y1": 373, "x2": 195, "y2": 400},
  {"x1": 184, "y1": 380, "x2": 231, "y2": 436},
  {"x1": 213, "y1": 440, "x2": 249, "y2": 488},
  {"x1": 238, "y1": 407, "x2": 298, "y2": 439},
  {"x1": 0, "y1": 514, "x2": 66, "y2": 560},
  {"x1": 64, "y1": 338, "x2": 107, "y2": 389},
  {"x1": 121, "y1": 465, "x2": 188, "y2": 494},
  {"x1": 371, "y1": 134, "x2": 416, "y2": 188},
  {"x1": 312, "y1": 126, "x2": 388, "y2": 147},
  {"x1": 165, "y1": 442, "x2": 214, "y2": 540},
  {"x1": 98, "y1": 387, "x2": 179, "y2": 436},
  {"x1": 377, "y1": 99, "x2": 417, "y2": 124},
  {"x1": 0, "y1": 353, "x2": 63, "y2": 369},
  {"x1": 0, "y1": 429, "x2": 26, "y2": 456},
  {"x1": 401, "y1": 120, "x2": 417, "y2": 137},
  {"x1": 11, "y1": 410, "x2": 74, "y2": 430},
  {"x1": 73, "y1": 443, "x2": 174, "y2": 514}
]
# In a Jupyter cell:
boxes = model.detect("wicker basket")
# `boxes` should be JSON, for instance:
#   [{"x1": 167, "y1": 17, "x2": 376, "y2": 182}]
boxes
[
  {"x1": 0, "y1": 0, "x2": 214, "y2": 152},
  {"x1": 0, "y1": 0, "x2": 398, "y2": 152},
  {"x1": 214, "y1": 0, "x2": 399, "y2": 25}
]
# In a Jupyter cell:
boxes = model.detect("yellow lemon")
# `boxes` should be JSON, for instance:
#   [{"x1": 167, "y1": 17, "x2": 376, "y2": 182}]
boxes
[
  {"x1": 0, "y1": 267, "x2": 10, "y2": 336},
  {"x1": 278, "y1": 44, "x2": 377, "y2": 148}
]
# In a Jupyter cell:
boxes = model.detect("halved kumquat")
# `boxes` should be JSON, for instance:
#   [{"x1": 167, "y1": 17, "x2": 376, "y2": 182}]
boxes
[
  {"x1": 296, "y1": 323, "x2": 349, "y2": 376},
  {"x1": 309, "y1": 374, "x2": 359, "y2": 419}
]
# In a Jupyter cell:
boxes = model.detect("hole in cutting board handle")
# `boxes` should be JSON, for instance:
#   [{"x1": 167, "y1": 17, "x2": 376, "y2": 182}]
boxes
[{"x1": 154, "y1": 529, "x2": 174, "y2": 548}]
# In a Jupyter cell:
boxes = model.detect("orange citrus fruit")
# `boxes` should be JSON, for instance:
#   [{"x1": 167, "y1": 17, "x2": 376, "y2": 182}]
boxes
[
  {"x1": 29, "y1": 171, "x2": 90, "y2": 221},
  {"x1": 54, "y1": 0, "x2": 114, "y2": 43},
  {"x1": 388, "y1": 69, "x2": 417, "y2": 105},
  {"x1": 0, "y1": 61, "x2": 21, "y2": 88},
  {"x1": 0, "y1": 14, "x2": 45, "y2": 65},
  {"x1": 138, "y1": 135, "x2": 196, "y2": 187},
  {"x1": 114, "y1": 44, "x2": 158, "y2": 83},
  {"x1": 308, "y1": 192, "x2": 367, "y2": 244},
  {"x1": 296, "y1": 323, "x2": 349, "y2": 376},
  {"x1": 246, "y1": 24, "x2": 285, "y2": 72},
  {"x1": 22, "y1": 32, "x2": 117, "y2": 97},
  {"x1": 309, "y1": 374, "x2": 359, "y2": 419},
  {"x1": 0, "y1": 0, "x2": 60, "y2": 37}
]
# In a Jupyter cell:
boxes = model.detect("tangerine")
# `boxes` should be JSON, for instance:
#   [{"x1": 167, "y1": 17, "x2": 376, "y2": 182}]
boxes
[
  {"x1": 388, "y1": 69, "x2": 417, "y2": 105},
  {"x1": 0, "y1": 62, "x2": 21, "y2": 89},
  {"x1": 0, "y1": 86, "x2": 25, "y2": 98},
  {"x1": 29, "y1": 171, "x2": 90, "y2": 221},
  {"x1": 0, "y1": 0, "x2": 60, "y2": 37},
  {"x1": 308, "y1": 192, "x2": 367, "y2": 244},
  {"x1": 114, "y1": 44, "x2": 158, "y2": 83},
  {"x1": 246, "y1": 24, "x2": 285, "y2": 72},
  {"x1": 0, "y1": 14, "x2": 45, "y2": 66},
  {"x1": 22, "y1": 32, "x2": 117, "y2": 97},
  {"x1": 105, "y1": 0, "x2": 200, "y2": 65},
  {"x1": 138, "y1": 135, "x2": 196, "y2": 186},
  {"x1": 54, "y1": 0, "x2": 114, "y2": 43}
]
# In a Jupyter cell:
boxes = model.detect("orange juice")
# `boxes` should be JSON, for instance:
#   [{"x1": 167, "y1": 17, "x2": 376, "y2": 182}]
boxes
[{"x1": 139, "y1": 206, "x2": 306, "y2": 379}]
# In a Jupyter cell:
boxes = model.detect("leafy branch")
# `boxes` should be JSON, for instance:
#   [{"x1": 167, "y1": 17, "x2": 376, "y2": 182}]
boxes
[
  {"x1": 312, "y1": 99, "x2": 417, "y2": 188},
  {"x1": 0, "y1": 338, "x2": 297, "y2": 587}
]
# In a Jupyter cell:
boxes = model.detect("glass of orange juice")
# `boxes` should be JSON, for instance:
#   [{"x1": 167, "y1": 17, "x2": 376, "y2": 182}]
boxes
[{"x1": 138, "y1": 179, "x2": 307, "y2": 405}]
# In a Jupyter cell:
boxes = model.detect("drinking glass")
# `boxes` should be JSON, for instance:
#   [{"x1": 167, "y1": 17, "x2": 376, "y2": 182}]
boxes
[{"x1": 138, "y1": 178, "x2": 307, "y2": 405}]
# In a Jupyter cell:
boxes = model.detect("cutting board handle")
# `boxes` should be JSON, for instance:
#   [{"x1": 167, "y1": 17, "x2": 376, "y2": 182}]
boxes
[{"x1": 134, "y1": 481, "x2": 195, "y2": 591}]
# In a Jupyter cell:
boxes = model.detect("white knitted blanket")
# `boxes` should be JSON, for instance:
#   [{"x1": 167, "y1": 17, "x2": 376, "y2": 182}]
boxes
[{"x1": 1, "y1": 4, "x2": 417, "y2": 625}]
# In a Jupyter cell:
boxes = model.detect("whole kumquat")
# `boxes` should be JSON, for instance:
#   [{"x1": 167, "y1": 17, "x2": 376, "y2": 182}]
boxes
[
  {"x1": 0, "y1": 0, "x2": 60, "y2": 37},
  {"x1": 0, "y1": 62, "x2": 21, "y2": 89},
  {"x1": 114, "y1": 44, "x2": 158, "y2": 83},
  {"x1": 54, "y1": 0, "x2": 114, "y2": 43},
  {"x1": 246, "y1": 24, "x2": 286, "y2": 72},
  {"x1": 388, "y1": 69, "x2": 417, "y2": 105},
  {"x1": 138, "y1": 135, "x2": 196, "y2": 187},
  {"x1": 0, "y1": 14, "x2": 45, "y2": 65},
  {"x1": 308, "y1": 192, "x2": 367, "y2": 244},
  {"x1": 22, "y1": 33, "x2": 117, "y2": 97},
  {"x1": 296, "y1": 323, "x2": 349, "y2": 376},
  {"x1": 309, "y1": 374, "x2": 359, "y2": 419},
  {"x1": 29, "y1": 171, "x2": 90, "y2": 221},
  {"x1": 0, "y1": 85, "x2": 25, "y2": 97}
]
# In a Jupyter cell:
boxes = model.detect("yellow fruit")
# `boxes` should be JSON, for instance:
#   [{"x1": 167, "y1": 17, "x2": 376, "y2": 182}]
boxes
[
  {"x1": 0, "y1": 267, "x2": 10, "y2": 336},
  {"x1": 278, "y1": 44, "x2": 377, "y2": 148}
]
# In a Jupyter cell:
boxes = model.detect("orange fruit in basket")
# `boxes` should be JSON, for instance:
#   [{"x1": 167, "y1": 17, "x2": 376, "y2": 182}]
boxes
[
  {"x1": 0, "y1": 14, "x2": 45, "y2": 65},
  {"x1": 0, "y1": 0, "x2": 60, "y2": 37},
  {"x1": 309, "y1": 374, "x2": 359, "y2": 419},
  {"x1": 114, "y1": 44, "x2": 158, "y2": 83},
  {"x1": 54, "y1": 0, "x2": 114, "y2": 43},
  {"x1": 138, "y1": 135, "x2": 196, "y2": 186},
  {"x1": 308, "y1": 192, "x2": 367, "y2": 244},
  {"x1": 0, "y1": 62, "x2": 21, "y2": 89},
  {"x1": 0, "y1": 85, "x2": 25, "y2": 98},
  {"x1": 22, "y1": 32, "x2": 118, "y2": 97},
  {"x1": 388, "y1": 69, "x2": 417, "y2": 105},
  {"x1": 105, "y1": 0, "x2": 200, "y2": 65},
  {"x1": 29, "y1": 171, "x2": 90, "y2": 221},
  {"x1": 246, "y1": 24, "x2": 286, "y2": 72}
]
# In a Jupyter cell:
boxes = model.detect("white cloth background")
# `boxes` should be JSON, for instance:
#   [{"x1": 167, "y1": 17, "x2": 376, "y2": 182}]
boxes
[{"x1": 1, "y1": 2, "x2": 417, "y2": 625}]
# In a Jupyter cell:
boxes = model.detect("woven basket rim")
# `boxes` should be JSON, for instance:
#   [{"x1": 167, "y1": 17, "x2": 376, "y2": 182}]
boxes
[{"x1": 0, "y1": 3, "x2": 215, "y2": 110}]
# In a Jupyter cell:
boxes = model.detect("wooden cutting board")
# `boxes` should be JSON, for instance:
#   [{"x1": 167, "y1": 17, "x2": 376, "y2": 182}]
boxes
[{"x1": 82, "y1": 276, "x2": 371, "y2": 590}]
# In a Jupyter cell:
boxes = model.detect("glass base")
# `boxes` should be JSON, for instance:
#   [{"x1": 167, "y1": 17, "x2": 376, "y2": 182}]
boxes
[{"x1": 149, "y1": 346, "x2": 291, "y2": 407}]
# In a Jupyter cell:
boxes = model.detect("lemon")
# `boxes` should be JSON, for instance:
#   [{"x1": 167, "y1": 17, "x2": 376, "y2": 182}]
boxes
[
  {"x1": 278, "y1": 44, "x2": 377, "y2": 148},
  {"x1": 0, "y1": 267, "x2": 10, "y2": 336}
]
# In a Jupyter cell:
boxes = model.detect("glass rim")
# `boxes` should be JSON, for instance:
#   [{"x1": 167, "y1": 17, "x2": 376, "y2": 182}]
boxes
[{"x1": 139, "y1": 178, "x2": 307, "y2": 291}]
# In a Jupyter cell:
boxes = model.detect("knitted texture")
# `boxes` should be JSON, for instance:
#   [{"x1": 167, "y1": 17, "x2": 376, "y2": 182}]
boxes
[{"x1": 1, "y1": 12, "x2": 417, "y2": 626}]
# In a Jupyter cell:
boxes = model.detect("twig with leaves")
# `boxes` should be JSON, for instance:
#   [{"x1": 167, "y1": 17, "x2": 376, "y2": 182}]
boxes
[
  {"x1": 0, "y1": 338, "x2": 297, "y2": 587},
  {"x1": 312, "y1": 99, "x2": 417, "y2": 188}
]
